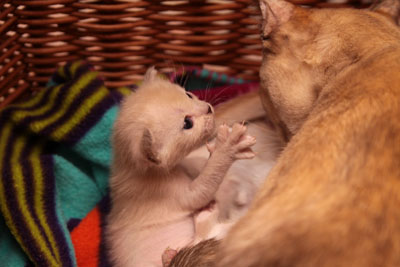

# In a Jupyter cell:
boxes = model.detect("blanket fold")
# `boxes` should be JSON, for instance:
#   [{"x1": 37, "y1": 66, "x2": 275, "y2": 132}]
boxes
[{"x1": 0, "y1": 61, "x2": 119, "y2": 267}]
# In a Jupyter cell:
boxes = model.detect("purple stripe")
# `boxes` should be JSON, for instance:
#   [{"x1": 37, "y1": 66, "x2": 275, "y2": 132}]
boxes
[
  {"x1": 1, "y1": 128, "x2": 52, "y2": 266},
  {"x1": 5, "y1": 63, "x2": 91, "y2": 117},
  {"x1": 98, "y1": 194, "x2": 112, "y2": 267},
  {"x1": 110, "y1": 90, "x2": 124, "y2": 103},
  {"x1": 39, "y1": 153, "x2": 74, "y2": 267},
  {"x1": 65, "y1": 62, "x2": 93, "y2": 84},
  {"x1": 49, "y1": 61, "x2": 77, "y2": 85},
  {"x1": 63, "y1": 92, "x2": 116, "y2": 145},
  {"x1": 19, "y1": 64, "x2": 90, "y2": 127},
  {"x1": 8, "y1": 86, "x2": 54, "y2": 113},
  {"x1": 63, "y1": 62, "x2": 73, "y2": 81},
  {"x1": 67, "y1": 218, "x2": 81, "y2": 232},
  {"x1": 18, "y1": 82, "x2": 70, "y2": 126},
  {"x1": 20, "y1": 136, "x2": 56, "y2": 259},
  {"x1": 39, "y1": 77, "x2": 106, "y2": 142},
  {"x1": 0, "y1": 109, "x2": 13, "y2": 125},
  {"x1": 50, "y1": 61, "x2": 75, "y2": 85},
  {"x1": 50, "y1": 71, "x2": 67, "y2": 86}
]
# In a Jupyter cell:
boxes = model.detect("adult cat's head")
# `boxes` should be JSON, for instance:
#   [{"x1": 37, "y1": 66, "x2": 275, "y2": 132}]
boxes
[{"x1": 259, "y1": 0, "x2": 400, "y2": 141}]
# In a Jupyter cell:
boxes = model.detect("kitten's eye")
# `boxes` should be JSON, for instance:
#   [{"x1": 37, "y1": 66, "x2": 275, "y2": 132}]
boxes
[
  {"x1": 183, "y1": 116, "x2": 193, "y2": 130},
  {"x1": 186, "y1": 92, "x2": 193, "y2": 99}
]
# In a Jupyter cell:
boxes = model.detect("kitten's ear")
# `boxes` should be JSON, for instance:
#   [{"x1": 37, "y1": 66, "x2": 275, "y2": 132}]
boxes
[
  {"x1": 143, "y1": 66, "x2": 158, "y2": 84},
  {"x1": 259, "y1": 0, "x2": 295, "y2": 37},
  {"x1": 141, "y1": 128, "x2": 161, "y2": 165},
  {"x1": 370, "y1": 0, "x2": 400, "y2": 25}
]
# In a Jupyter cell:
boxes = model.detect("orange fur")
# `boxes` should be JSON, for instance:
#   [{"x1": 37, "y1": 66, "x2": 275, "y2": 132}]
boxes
[{"x1": 216, "y1": 0, "x2": 400, "y2": 266}]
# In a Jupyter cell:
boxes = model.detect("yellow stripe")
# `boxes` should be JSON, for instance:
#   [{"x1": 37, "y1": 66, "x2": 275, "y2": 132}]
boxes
[
  {"x1": 0, "y1": 124, "x2": 30, "y2": 255},
  {"x1": 30, "y1": 143, "x2": 61, "y2": 264},
  {"x1": 12, "y1": 85, "x2": 62, "y2": 122},
  {"x1": 58, "y1": 65, "x2": 65, "y2": 79},
  {"x1": 30, "y1": 71, "x2": 98, "y2": 132},
  {"x1": 70, "y1": 61, "x2": 82, "y2": 77},
  {"x1": 10, "y1": 88, "x2": 48, "y2": 110},
  {"x1": 51, "y1": 86, "x2": 108, "y2": 140},
  {"x1": 11, "y1": 137, "x2": 59, "y2": 266},
  {"x1": 116, "y1": 87, "x2": 132, "y2": 97}
]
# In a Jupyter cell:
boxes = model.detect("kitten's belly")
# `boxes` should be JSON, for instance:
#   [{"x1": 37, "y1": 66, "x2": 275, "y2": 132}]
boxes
[{"x1": 130, "y1": 217, "x2": 194, "y2": 267}]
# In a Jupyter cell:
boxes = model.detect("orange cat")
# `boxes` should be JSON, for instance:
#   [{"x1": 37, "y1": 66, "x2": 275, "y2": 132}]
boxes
[
  {"x1": 216, "y1": 0, "x2": 400, "y2": 266},
  {"x1": 168, "y1": 0, "x2": 400, "y2": 266}
]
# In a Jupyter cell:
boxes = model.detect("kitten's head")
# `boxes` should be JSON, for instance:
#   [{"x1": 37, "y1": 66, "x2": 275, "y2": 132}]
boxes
[
  {"x1": 113, "y1": 67, "x2": 215, "y2": 172},
  {"x1": 258, "y1": 0, "x2": 400, "y2": 141}
]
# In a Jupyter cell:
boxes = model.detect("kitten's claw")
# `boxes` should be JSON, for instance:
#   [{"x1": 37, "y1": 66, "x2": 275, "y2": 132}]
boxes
[{"x1": 206, "y1": 141, "x2": 216, "y2": 154}]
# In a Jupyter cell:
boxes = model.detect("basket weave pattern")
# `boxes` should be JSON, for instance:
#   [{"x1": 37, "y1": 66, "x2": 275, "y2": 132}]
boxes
[{"x1": 0, "y1": 0, "x2": 367, "y2": 108}]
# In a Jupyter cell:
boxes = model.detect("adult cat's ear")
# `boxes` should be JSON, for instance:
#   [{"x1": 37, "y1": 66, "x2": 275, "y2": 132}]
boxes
[
  {"x1": 259, "y1": 0, "x2": 295, "y2": 37},
  {"x1": 143, "y1": 66, "x2": 158, "y2": 84},
  {"x1": 141, "y1": 128, "x2": 161, "y2": 165},
  {"x1": 370, "y1": 0, "x2": 400, "y2": 25}
]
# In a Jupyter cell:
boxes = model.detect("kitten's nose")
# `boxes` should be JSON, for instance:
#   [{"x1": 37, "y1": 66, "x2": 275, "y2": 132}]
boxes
[{"x1": 207, "y1": 104, "x2": 213, "y2": 114}]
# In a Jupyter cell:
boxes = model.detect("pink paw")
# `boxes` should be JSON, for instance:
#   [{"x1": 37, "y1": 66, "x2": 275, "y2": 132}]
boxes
[
  {"x1": 162, "y1": 247, "x2": 178, "y2": 267},
  {"x1": 213, "y1": 123, "x2": 256, "y2": 160}
]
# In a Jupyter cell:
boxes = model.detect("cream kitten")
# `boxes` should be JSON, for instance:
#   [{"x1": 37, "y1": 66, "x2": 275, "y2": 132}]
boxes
[{"x1": 106, "y1": 67, "x2": 256, "y2": 267}]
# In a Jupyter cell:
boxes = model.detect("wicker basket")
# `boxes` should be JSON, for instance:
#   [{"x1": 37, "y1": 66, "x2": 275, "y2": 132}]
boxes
[{"x1": 0, "y1": 0, "x2": 369, "y2": 108}]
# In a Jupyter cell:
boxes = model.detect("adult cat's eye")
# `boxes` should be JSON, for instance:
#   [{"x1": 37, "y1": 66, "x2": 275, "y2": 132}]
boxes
[
  {"x1": 186, "y1": 92, "x2": 193, "y2": 99},
  {"x1": 183, "y1": 116, "x2": 193, "y2": 130}
]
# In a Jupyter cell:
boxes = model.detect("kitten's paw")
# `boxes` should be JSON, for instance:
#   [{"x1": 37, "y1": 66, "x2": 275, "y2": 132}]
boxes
[
  {"x1": 234, "y1": 135, "x2": 256, "y2": 159},
  {"x1": 215, "y1": 123, "x2": 256, "y2": 159},
  {"x1": 162, "y1": 247, "x2": 178, "y2": 267}
]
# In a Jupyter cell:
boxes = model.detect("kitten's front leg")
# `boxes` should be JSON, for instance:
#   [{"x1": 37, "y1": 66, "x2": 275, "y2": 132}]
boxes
[{"x1": 180, "y1": 123, "x2": 256, "y2": 211}]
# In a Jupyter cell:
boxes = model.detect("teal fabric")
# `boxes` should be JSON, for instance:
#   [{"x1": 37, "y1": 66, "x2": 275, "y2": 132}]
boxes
[
  {"x1": 0, "y1": 216, "x2": 28, "y2": 267},
  {"x1": 54, "y1": 106, "x2": 119, "y2": 221}
]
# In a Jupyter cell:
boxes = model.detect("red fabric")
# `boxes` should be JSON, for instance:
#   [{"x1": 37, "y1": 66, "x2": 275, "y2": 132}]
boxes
[
  {"x1": 192, "y1": 82, "x2": 259, "y2": 106},
  {"x1": 71, "y1": 207, "x2": 101, "y2": 267}
]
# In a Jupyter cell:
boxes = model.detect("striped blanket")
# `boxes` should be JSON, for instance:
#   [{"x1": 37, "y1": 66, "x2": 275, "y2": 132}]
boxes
[{"x1": 0, "y1": 61, "x2": 258, "y2": 267}]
